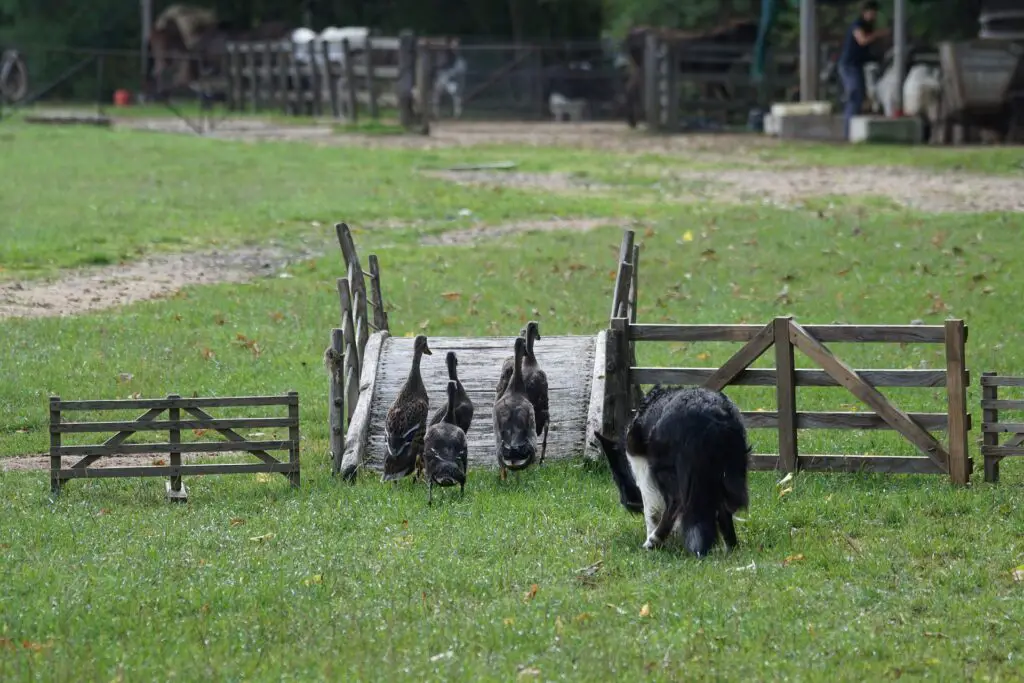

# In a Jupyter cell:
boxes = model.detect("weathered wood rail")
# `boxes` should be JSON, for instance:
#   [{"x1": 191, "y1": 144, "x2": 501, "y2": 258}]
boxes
[
  {"x1": 980, "y1": 373, "x2": 1024, "y2": 483},
  {"x1": 601, "y1": 229, "x2": 973, "y2": 484},
  {"x1": 49, "y1": 393, "x2": 300, "y2": 499}
]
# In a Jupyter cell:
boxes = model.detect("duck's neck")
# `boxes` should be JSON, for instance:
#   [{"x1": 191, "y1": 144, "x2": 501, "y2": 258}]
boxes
[
  {"x1": 444, "y1": 389, "x2": 456, "y2": 424},
  {"x1": 447, "y1": 360, "x2": 459, "y2": 385},
  {"x1": 525, "y1": 332, "x2": 537, "y2": 362},
  {"x1": 511, "y1": 346, "x2": 525, "y2": 392},
  {"x1": 408, "y1": 348, "x2": 425, "y2": 389}
]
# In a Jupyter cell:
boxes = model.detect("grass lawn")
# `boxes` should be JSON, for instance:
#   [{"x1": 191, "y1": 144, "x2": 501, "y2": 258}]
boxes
[{"x1": 1, "y1": 122, "x2": 1023, "y2": 681}]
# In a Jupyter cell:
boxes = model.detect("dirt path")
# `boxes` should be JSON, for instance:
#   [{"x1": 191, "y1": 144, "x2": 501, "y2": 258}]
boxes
[
  {"x1": 1, "y1": 454, "x2": 215, "y2": 472},
  {"x1": 0, "y1": 245, "x2": 316, "y2": 319}
]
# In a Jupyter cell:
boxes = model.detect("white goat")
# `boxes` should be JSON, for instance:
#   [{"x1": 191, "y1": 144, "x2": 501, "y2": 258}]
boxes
[{"x1": 873, "y1": 62, "x2": 942, "y2": 140}]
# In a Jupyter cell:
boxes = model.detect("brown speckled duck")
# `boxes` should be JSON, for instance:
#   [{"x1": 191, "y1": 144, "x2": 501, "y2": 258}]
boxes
[
  {"x1": 429, "y1": 351, "x2": 473, "y2": 434},
  {"x1": 423, "y1": 380, "x2": 469, "y2": 505},
  {"x1": 382, "y1": 335, "x2": 431, "y2": 483},
  {"x1": 520, "y1": 323, "x2": 549, "y2": 464},
  {"x1": 492, "y1": 336, "x2": 537, "y2": 480}
]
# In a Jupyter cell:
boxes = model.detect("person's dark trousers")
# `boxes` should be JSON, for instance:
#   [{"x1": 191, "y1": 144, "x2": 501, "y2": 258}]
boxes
[{"x1": 838, "y1": 62, "x2": 865, "y2": 140}]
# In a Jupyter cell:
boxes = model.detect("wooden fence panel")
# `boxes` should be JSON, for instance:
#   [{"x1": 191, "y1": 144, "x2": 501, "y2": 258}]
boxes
[{"x1": 979, "y1": 373, "x2": 1024, "y2": 483}]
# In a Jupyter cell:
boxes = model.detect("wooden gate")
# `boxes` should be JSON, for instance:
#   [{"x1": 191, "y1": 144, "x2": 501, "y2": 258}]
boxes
[
  {"x1": 601, "y1": 230, "x2": 972, "y2": 484},
  {"x1": 980, "y1": 373, "x2": 1024, "y2": 483}
]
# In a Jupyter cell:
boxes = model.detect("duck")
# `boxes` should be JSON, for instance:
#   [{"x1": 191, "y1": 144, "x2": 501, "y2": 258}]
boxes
[
  {"x1": 520, "y1": 322, "x2": 550, "y2": 464},
  {"x1": 429, "y1": 351, "x2": 473, "y2": 434},
  {"x1": 492, "y1": 336, "x2": 537, "y2": 480},
  {"x1": 423, "y1": 380, "x2": 469, "y2": 505},
  {"x1": 382, "y1": 334, "x2": 431, "y2": 483},
  {"x1": 494, "y1": 324, "x2": 528, "y2": 399}
]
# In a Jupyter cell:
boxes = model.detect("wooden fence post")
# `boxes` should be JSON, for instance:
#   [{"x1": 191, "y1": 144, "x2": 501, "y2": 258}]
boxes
[
  {"x1": 167, "y1": 394, "x2": 186, "y2": 501},
  {"x1": 245, "y1": 45, "x2": 257, "y2": 113},
  {"x1": 327, "y1": 328, "x2": 345, "y2": 475},
  {"x1": 338, "y1": 279, "x2": 360, "y2": 423},
  {"x1": 609, "y1": 230, "x2": 635, "y2": 322},
  {"x1": 774, "y1": 316, "x2": 798, "y2": 472},
  {"x1": 416, "y1": 40, "x2": 433, "y2": 134},
  {"x1": 368, "y1": 254, "x2": 389, "y2": 332},
  {"x1": 288, "y1": 391, "x2": 300, "y2": 488},
  {"x1": 50, "y1": 396, "x2": 61, "y2": 496},
  {"x1": 321, "y1": 40, "x2": 339, "y2": 118},
  {"x1": 644, "y1": 32, "x2": 661, "y2": 132},
  {"x1": 307, "y1": 38, "x2": 322, "y2": 117},
  {"x1": 398, "y1": 30, "x2": 417, "y2": 130},
  {"x1": 982, "y1": 371, "x2": 999, "y2": 483},
  {"x1": 342, "y1": 39, "x2": 357, "y2": 122},
  {"x1": 605, "y1": 317, "x2": 631, "y2": 440},
  {"x1": 945, "y1": 319, "x2": 970, "y2": 484},
  {"x1": 365, "y1": 34, "x2": 379, "y2": 119},
  {"x1": 664, "y1": 41, "x2": 679, "y2": 133}
]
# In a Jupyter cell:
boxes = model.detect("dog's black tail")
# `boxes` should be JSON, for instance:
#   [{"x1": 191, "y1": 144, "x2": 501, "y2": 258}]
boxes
[{"x1": 594, "y1": 431, "x2": 643, "y2": 514}]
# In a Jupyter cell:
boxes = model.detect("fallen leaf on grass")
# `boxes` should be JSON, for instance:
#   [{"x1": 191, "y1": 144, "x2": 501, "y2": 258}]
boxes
[
  {"x1": 97, "y1": 508, "x2": 111, "y2": 516},
  {"x1": 255, "y1": 473, "x2": 272, "y2": 483},
  {"x1": 116, "y1": 372, "x2": 133, "y2": 384},
  {"x1": 214, "y1": 313, "x2": 226, "y2": 326},
  {"x1": 517, "y1": 666, "x2": 541, "y2": 679},
  {"x1": 229, "y1": 518, "x2": 245, "y2": 527},
  {"x1": 574, "y1": 613, "x2": 592, "y2": 623},
  {"x1": 152, "y1": 458, "x2": 167, "y2": 466},
  {"x1": 575, "y1": 561, "x2": 603, "y2": 584},
  {"x1": 200, "y1": 347, "x2": 215, "y2": 361},
  {"x1": 982, "y1": 286, "x2": 995, "y2": 294},
  {"x1": 249, "y1": 533, "x2": 275, "y2": 543},
  {"x1": 777, "y1": 472, "x2": 794, "y2": 487},
  {"x1": 696, "y1": 352, "x2": 711, "y2": 362},
  {"x1": 430, "y1": 650, "x2": 454, "y2": 662},
  {"x1": 418, "y1": 319, "x2": 430, "y2": 330},
  {"x1": 268, "y1": 311, "x2": 285, "y2": 323},
  {"x1": 923, "y1": 631, "x2": 948, "y2": 639},
  {"x1": 1012, "y1": 565, "x2": 1024, "y2": 582},
  {"x1": 193, "y1": 429, "x2": 208, "y2": 438},
  {"x1": 523, "y1": 583, "x2": 538, "y2": 603},
  {"x1": 14, "y1": 427, "x2": 29, "y2": 434},
  {"x1": 681, "y1": 230, "x2": 694, "y2": 242},
  {"x1": 639, "y1": 603, "x2": 651, "y2": 618},
  {"x1": 302, "y1": 574, "x2": 323, "y2": 586},
  {"x1": 503, "y1": 617, "x2": 515, "y2": 626},
  {"x1": 644, "y1": 227, "x2": 656, "y2": 237},
  {"x1": 728, "y1": 562, "x2": 757, "y2": 573},
  {"x1": 555, "y1": 616, "x2": 565, "y2": 634},
  {"x1": 441, "y1": 291, "x2": 461, "y2": 301},
  {"x1": 606, "y1": 603, "x2": 627, "y2": 615},
  {"x1": 783, "y1": 554, "x2": 805, "y2": 566},
  {"x1": 779, "y1": 487, "x2": 794, "y2": 498}
]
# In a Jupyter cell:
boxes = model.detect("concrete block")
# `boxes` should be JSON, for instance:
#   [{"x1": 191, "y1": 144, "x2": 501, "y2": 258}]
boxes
[
  {"x1": 166, "y1": 480, "x2": 189, "y2": 503},
  {"x1": 775, "y1": 114, "x2": 847, "y2": 141},
  {"x1": 849, "y1": 115, "x2": 923, "y2": 144},
  {"x1": 770, "y1": 101, "x2": 833, "y2": 117},
  {"x1": 763, "y1": 113, "x2": 779, "y2": 135}
]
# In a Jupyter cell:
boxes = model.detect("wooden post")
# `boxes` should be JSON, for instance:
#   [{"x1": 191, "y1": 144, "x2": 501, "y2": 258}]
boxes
[
  {"x1": 49, "y1": 396, "x2": 61, "y2": 497},
  {"x1": 774, "y1": 316, "x2": 798, "y2": 472},
  {"x1": 416, "y1": 40, "x2": 433, "y2": 134},
  {"x1": 328, "y1": 328, "x2": 345, "y2": 475},
  {"x1": 322, "y1": 39, "x2": 339, "y2": 118},
  {"x1": 644, "y1": 32, "x2": 661, "y2": 132},
  {"x1": 945, "y1": 319, "x2": 970, "y2": 484},
  {"x1": 353, "y1": 288, "x2": 368, "y2": 368},
  {"x1": 799, "y1": 0, "x2": 818, "y2": 101},
  {"x1": 342, "y1": 39, "x2": 357, "y2": 122},
  {"x1": 276, "y1": 41, "x2": 289, "y2": 115},
  {"x1": 254, "y1": 42, "x2": 266, "y2": 111},
  {"x1": 365, "y1": 34, "x2": 379, "y2": 119},
  {"x1": 982, "y1": 371, "x2": 1000, "y2": 483},
  {"x1": 245, "y1": 45, "x2": 257, "y2": 113},
  {"x1": 664, "y1": 41, "x2": 679, "y2": 133},
  {"x1": 628, "y1": 243, "x2": 642, "y2": 409},
  {"x1": 398, "y1": 30, "x2": 416, "y2": 130},
  {"x1": 166, "y1": 394, "x2": 186, "y2": 502},
  {"x1": 368, "y1": 254, "x2": 389, "y2": 332},
  {"x1": 609, "y1": 230, "x2": 635, "y2": 322},
  {"x1": 227, "y1": 44, "x2": 240, "y2": 110},
  {"x1": 608, "y1": 317, "x2": 632, "y2": 438},
  {"x1": 308, "y1": 39, "x2": 322, "y2": 117},
  {"x1": 287, "y1": 391, "x2": 300, "y2": 488},
  {"x1": 338, "y1": 278, "x2": 360, "y2": 423}
]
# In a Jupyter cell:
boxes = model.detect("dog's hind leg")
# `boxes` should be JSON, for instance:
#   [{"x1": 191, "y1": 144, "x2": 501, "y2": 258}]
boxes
[
  {"x1": 643, "y1": 497, "x2": 684, "y2": 550},
  {"x1": 681, "y1": 516, "x2": 718, "y2": 558}
]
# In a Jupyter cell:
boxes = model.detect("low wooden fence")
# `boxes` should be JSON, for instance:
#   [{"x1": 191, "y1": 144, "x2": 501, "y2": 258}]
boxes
[
  {"x1": 325, "y1": 222, "x2": 388, "y2": 476},
  {"x1": 49, "y1": 393, "x2": 300, "y2": 498},
  {"x1": 225, "y1": 32, "x2": 447, "y2": 129},
  {"x1": 640, "y1": 35, "x2": 799, "y2": 131},
  {"x1": 602, "y1": 230, "x2": 972, "y2": 484},
  {"x1": 980, "y1": 373, "x2": 1024, "y2": 483}
]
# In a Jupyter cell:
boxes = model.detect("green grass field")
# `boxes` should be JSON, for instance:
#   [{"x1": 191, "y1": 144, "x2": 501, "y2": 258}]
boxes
[{"x1": 1, "y1": 121, "x2": 1023, "y2": 681}]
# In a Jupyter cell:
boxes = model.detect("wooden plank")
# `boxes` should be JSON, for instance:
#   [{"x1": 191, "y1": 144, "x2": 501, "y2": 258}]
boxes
[
  {"x1": 981, "y1": 446, "x2": 1024, "y2": 457},
  {"x1": 788, "y1": 320, "x2": 950, "y2": 469},
  {"x1": 362, "y1": 334, "x2": 596, "y2": 470},
  {"x1": 69, "y1": 406, "x2": 167, "y2": 469},
  {"x1": 327, "y1": 328, "x2": 345, "y2": 476},
  {"x1": 980, "y1": 375, "x2": 1024, "y2": 387},
  {"x1": 628, "y1": 243, "x2": 642, "y2": 409},
  {"x1": 57, "y1": 463, "x2": 297, "y2": 479},
  {"x1": 367, "y1": 254, "x2": 388, "y2": 332},
  {"x1": 981, "y1": 422, "x2": 1024, "y2": 433},
  {"x1": 644, "y1": 32, "x2": 661, "y2": 130},
  {"x1": 50, "y1": 396, "x2": 61, "y2": 496},
  {"x1": 54, "y1": 417, "x2": 296, "y2": 433},
  {"x1": 750, "y1": 454, "x2": 944, "y2": 474},
  {"x1": 336, "y1": 223, "x2": 369, "y2": 338},
  {"x1": 364, "y1": 35, "x2": 379, "y2": 119},
  {"x1": 354, "y1": 289, "x2": 368, "y2": 368},
  {"x1": 629, "y1": 324, "x2": 766, "y2": 342},
  {"x1": 371, "y1": 36, "x2": 401, "y2": 51},
  {"x1": 415, "y1": 42, "x2": 432, "y2": 134},
  {"x1": 55, "y1": 396, "x2": 294, "y2": 411},
  {"x1": 631, "y1": 367, "x2": 951, "y2": 388},
  {"x1": 584, "y1": 329, "x2": 608, "y2": 461},
  {"x1": 703, "y1": 322, "x2": 775, "y2": 392},
  {"x1": 741, "y1": 411, "x2": 952, "y2": 430},
  {"x1": 287, "y1": 391, "x2": 300, "y2": 488},
  {"x1": 628, "y1": 323, "x2": 947, "y2": 344},
  {"x1": 340, "y1": 330, "x2": 389, "y2": 480},
  {"x1": 350, "y1": 65, "x2": 400, "y2": 80},
  {"x1": 168, "y1": 395, "x2": 183, "y2": 494},
  {"x1": 774, "y1": 317, "x2": 798, "y2": 472},
  {"x1": 58, "y1": 441, "x2": 293, "y2": 456},
  {"x1": 981, "y1": 399, "x2": 1024, "y2": 410},
  {"x1": 944, "y1": 320, "x2": 970, "y2": 484},
  {"x1": 983, "y1": 372, "x2": 1001, "y2": 483},
  {"x1": 341, "y1": 39, "x2": 357, "y2": 122}
]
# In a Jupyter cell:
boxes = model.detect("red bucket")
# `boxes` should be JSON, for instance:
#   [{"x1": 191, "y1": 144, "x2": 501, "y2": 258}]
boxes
[{"x1": 113, "y1": 89, "x2": 132, "y2": 107}]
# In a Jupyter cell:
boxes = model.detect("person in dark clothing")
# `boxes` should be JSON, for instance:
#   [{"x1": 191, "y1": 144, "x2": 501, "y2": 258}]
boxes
[{"x1": 838, "y1": 0, "x2": 890, "y2": 138}]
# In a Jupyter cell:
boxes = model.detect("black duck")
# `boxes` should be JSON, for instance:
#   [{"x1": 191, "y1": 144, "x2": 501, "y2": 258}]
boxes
[
  {"x1": 492, "y1": 336, "x2": 537, "y2": 480},
  {"x1": 423, "y1": 380, "x2": 469, "y2": 504},
  {"x1": 494, "y1": 324, "x2": 529, "y2": 398},
  {"x1": 429, "y1": 351, "x2": 473, "y2": 434},
  {"x1": 382, "y1": 334, "x2": 431, "y2": 483},
  {"x1": 520, "y1": 322, "x2": 549, "y2": 464}
]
